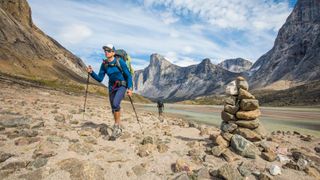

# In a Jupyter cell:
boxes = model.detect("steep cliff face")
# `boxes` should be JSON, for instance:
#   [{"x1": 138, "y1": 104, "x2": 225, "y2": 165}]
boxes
[
  {"x1": 218, "y1": 58, "x2": 252, "y2": 73},
  {"x1": 249, "y1": 0, "x2": 320, "y2": 89},
  {"x1": 0, "y1": 0, "x2": 87, "y2": 83},
  {"x1": 134, "y1": 54, "x2": 238, "y2": 101}
]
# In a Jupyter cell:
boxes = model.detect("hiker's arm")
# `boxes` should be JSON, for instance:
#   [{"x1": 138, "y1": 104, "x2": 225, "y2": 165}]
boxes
[
  {"x1": 90, "y1": 63, "x2": 106, "y2": 82},
  {"x1": 119, "y1": 59, "x2": 133, "y2": 90}
]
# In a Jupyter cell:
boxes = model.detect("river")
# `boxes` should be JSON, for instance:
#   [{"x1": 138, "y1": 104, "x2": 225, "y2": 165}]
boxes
[{"x1": 136, "y1": 104, "x2": 320, "y2": 137}]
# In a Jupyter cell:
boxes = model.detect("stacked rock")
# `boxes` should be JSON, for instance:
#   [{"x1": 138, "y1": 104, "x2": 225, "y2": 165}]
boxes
[
  {"x1": 219, "y1": 76, "x2": 267, "y2": 144},
  {"x1": 210, "y1": 77, "x2": 268, "y2": 160}
]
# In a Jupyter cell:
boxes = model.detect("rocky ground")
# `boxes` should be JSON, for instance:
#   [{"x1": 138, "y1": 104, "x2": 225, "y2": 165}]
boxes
[{"x1": 0, "y1": 81, "x2": 320, "y2": 180}]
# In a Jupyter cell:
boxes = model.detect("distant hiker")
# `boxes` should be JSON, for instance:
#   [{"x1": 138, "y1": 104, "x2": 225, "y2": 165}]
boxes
[
  {"x1": 86, "y1": 44, "x2": 133, "y2": 141},
  {"x1": 157, "y1": 100, "x2": 164, "y2": 117}
]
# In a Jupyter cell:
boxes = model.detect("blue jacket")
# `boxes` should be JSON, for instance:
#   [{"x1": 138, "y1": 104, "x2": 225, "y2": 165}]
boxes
[{"x1": 90, "y1": 57, "x2": 133, "y2": 92}]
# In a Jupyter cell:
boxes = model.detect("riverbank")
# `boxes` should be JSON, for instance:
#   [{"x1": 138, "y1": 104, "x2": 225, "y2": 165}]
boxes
[{"x1": 136, "y1": 104, "x2": 320, "y2": 137}]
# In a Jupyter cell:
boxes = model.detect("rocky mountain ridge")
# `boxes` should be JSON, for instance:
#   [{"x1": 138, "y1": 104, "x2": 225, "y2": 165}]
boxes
[{"x1": 0, "y1": 0, "x2": 88, "y2": 85}]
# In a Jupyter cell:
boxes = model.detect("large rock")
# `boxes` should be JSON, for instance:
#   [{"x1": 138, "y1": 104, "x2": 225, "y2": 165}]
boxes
[
  {"x1": 234, "y1": 128, "x2": 262, "y2": 142},
  {"x1": 221, "y1": 132, "x2": 234, "y2": 142},
  {"x1": 68, "y1": 142, "x2": 94, "y2": 155},
  {"x1": 224, "y1": 104, "x2": 239, "y2": 115},
  {"x1": 238, "y1": 89, "x2": 255, "y2": 99},
  {"x1": 33, "y1": 141, "x2": 58, "y2": 159},
  {"x1": 174, "y1": 158, "x2": 192, "y2": 173},
  {"x1": 224, "y1": 96, "x2": 237, "y2": 106},
  {"x1": 240, "y1": 99, "x2": 259, "y2": 111},
  {"x1": 213, "y1": 135, "x2": 230, "y2": 148},
  {"x1": 236, "y1": 109, "x2": 261, "y2": 120},
  {"x1": 211, "y1": 146, "x2": 226, "y2": 157},
  {"x1": 58, "y1": 158, "x2": 104, "y2": 180},
  {"x1": 1, "y1": 161, "x2": 30, "y2": 170},
  {"x1": 221, "y1": 149, "x2": 240, "y2": 162},
  {"x1": 218, "y1": 164, "x2": 242, "y2": 180},
  {"x1": 236, "y1": 77, "x2": 249, "y2": 90},
  {"x1": 0, "y1": 117, "x2": 31, "y2": 128},
  {"x1": 231, "y1": 134, "x2": 259, "y2": 159},
  {"x1": 261, "y1": 150, "x2": 277, "y2": 162},
  {"x1": 0, "y1": 152, "x2": 14, "y2": 163},
  {"x1": 253, "y1": 125, "x2": 268, "y2": 138},
  {"x1": 221, "y1": 111, "x2": 237, "y2": 122},
  {"x1": 137, "y1": 144, "x2": 155, "y2": 157},
  {"x1": 225, "y1": 80, "x2": 238, "y2": 95},
  {"x1": 235, "y1": 119, "x2": 260, "y2": 129},
  {"x1": 220, "y1": 122, "x2": 238, "y2": 133}
]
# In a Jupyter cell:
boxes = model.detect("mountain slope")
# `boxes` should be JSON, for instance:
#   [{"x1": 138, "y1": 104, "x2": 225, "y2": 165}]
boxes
[
  {"x1": 249, "y1": 0, "x2": 320, "y2": 89},
  {"x1": 0, "y1": 0, "x2": 87, "y2": 84},
  {"x1": 134, "y1": 54, "x2": 238, "y2": 101},
  {"x1": 217, "y1": 58, "x2": 252, "y2": 73}
]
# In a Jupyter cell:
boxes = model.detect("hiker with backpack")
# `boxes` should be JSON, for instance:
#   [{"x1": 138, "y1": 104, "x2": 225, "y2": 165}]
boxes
[
  {"x1": 157, "y1": 100, "x2": 164, "y2": 117},
  {"x1": 86, "y1": 44, "x2": 133, "y2": 141}
]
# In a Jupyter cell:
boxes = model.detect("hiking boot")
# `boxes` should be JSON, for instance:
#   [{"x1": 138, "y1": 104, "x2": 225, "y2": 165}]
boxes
[{"x1": 109, "y1": 124, "x2": 122, "y2": 141}]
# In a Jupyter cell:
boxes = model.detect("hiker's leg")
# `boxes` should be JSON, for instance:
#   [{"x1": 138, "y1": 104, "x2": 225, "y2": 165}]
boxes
[
  {"x1": 109, "y1": 91, "x2": 116, "y2": 114},
  {"x1": 112, "y1": 86, "x2": 127, "y2": 125}
]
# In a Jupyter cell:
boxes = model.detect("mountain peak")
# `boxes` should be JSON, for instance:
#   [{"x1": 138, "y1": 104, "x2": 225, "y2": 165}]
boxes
[
  {"x1": 0, "y1": 0, "x2": 33, "y2": 28},
  {"x1": 200, "y1": 58, "x2": 212, "y2": 65},
  {"x1": 149, "y1": 53, "x2": 172, "y2": 67}
]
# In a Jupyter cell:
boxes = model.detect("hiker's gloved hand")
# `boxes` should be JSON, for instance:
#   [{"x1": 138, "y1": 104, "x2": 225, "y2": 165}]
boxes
[
  {"x1": 87, "y1": 65, "x2": 93, "y2": 74},
  {"x1": 127, "y1": 89, "x2": 132, "y2": 97}
]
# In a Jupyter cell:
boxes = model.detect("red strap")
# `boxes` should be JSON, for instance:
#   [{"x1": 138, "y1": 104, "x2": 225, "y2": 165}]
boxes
[{"x1": 112, "y1": 81, "x2": 120, "y2": 91}]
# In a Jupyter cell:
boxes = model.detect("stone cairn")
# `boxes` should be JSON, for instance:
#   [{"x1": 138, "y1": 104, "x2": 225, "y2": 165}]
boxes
[{"x1": 211, "y1": 76, "x2": 268, "y2": 160}]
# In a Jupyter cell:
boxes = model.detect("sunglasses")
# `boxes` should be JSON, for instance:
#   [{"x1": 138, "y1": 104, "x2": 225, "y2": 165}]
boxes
[{"x1": 104, "y1": 49, "x2": 114, "y2": 53}]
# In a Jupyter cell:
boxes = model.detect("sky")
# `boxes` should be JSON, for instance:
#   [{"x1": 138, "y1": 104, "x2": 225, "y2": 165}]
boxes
[{"x1": 28, "y1": 0, "x2": 297, "y2": 73}]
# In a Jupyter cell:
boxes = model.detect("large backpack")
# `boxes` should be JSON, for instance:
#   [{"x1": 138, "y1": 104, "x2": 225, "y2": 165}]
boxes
[
  {"x1": 103, "y1": 49, "x2": 134, "y2": 75},
  {"x1": 106, "y1": 49, "x2": 134, "y2": 75}
]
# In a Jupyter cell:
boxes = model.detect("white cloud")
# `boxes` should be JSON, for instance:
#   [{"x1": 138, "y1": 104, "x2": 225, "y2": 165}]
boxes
[
  {"x1": 28, "y1": 0, "x2": 294, "y2": 71},
  {"x1": 59, "y1": 24, "x2": 92, "y2": 44},
  {"x1": 143, "y1": 0, "x2": 291, "y2": 31}
]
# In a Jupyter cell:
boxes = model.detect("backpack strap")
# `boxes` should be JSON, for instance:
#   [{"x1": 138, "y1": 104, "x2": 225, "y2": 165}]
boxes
[
  {"x1": 115, "y1": 57, "x2": 123, "y2": 73},
  {"x1": 103, "y1": 58, "x2": 123, "y2": 73}
]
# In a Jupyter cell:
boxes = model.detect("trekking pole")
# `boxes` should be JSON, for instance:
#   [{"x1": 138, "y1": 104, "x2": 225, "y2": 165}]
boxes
[
  {"x1": 128, "y1": 96, "x2": 144, "y2": 134},
  {"x1": 82, "y1": 73, "x2": 90, "y2": 120}
]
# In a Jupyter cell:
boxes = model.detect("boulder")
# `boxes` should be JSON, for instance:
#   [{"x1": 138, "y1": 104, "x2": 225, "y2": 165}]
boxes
[
  {"x1": 221, "y1": 149, "x2": 240, "y2": 162},
  {"x1": 137, "y1": 144, "x2": 155, "y2": 157},
  {"x1": 211, "y1": 146, "x2": 226, "y2": 157},
  {"x1": 238, "y1": 89, "x2": 255, "y2": 99},
  {"x1": 197, "y1": 167, "x2": 211, "y2": 179},
  {"x1": 225, "y1": 80, "x2": 238, "y2": 95},
  {"x1": 269, "y1": 165, "x2": 281, "y2": 176},
  {"x1": 218, "y1": 164, "x2": 242, "y2": 180},
  {"x1": 235, "y1": 119, "x2": 260, "y2": 129},
  {"x1": 224, "y1": 96, "x2": 237, "y2": 106},
  {"x1": 57, "y1": 158, "x2": 104, "y2": 180},
  {"x1": 240, "y1": 99, "x2": 259, "y2": 111},
  {"x1": 174, "y1": 158, "x2": 192, "y2": 173},
  {"x1": 261, "y1": 150, "x2": 277, "y2": 162},
  {"x1": 68, "y1": 142, "x2": 94, "y2": 155},
  {"x1": 236, "y1": 109, "x2": 261, "y2": 120},
  {"x1": 234, "y1": 128, "x2": 262, "y2": 142},
  {"x1": 231, "y1": 134, "x2": 259, "y2": 159},
  {"x1": 0, "y1": 152, "x2": 14, "y2": 163},
  {"x1": 221, "y1": 111, "x2": 236, "y2": 122},
  {"x1": 253, "y1": 125, "x2": 268, "y2": 139},
  {"x1": 220, "y1": 122, "x2": 238, "y2": 133},
  {"x1": 141, "y1": 136, "x2": 153, "y2": 145},
  {"x1": 236, "y1": 78, "x2": 249, "y2": 90},
  {"x1": 224, "y1": 104, "x2": 239, "y2": 115},
  {"x1": 213, "y1": 135, "x2": 230, "y2": 147},
  {"x1": 157, "y1": 143, "x2": 169, "y2": 153},
  {"x1": 221, "y1": 132, "x2": 234, "y2": 142}
]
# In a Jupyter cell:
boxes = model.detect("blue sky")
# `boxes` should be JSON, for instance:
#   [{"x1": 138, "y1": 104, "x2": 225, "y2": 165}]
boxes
[{"x1": 28, "y1": 0, "x2": 297, "y2": 73}]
